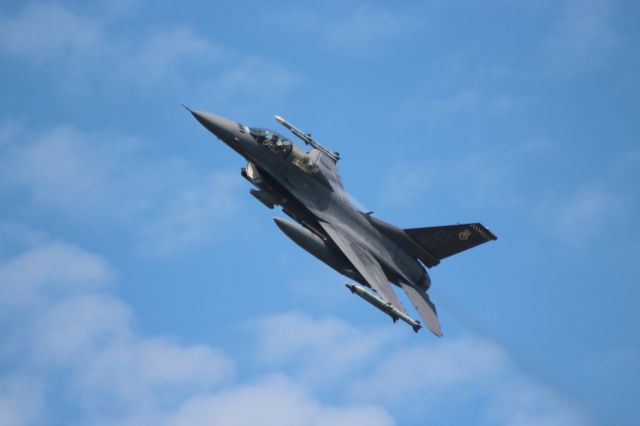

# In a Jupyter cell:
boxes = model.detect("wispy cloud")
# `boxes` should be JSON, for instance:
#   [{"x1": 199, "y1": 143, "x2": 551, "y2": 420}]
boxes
[
  {"x1": 1, "y1": 125, "x2": 135, "y2": 216},
  {"x1": 0, "y1": 122, "x2": 244, "y2": 254},
  {"x1": 378, "y1": 139, "x2": 631, "y2": 247},
  {"x1": 214, "y1": 57, "x2": 300, "y2": 103},
  {"x1": 0, "y1": 2, "x2": 106, "y2": 65},
  {"x1": 0, "y1": 2, "x2": 298, "y2": 98},
  {"x1": 118, "y1": 27, "x2": 220, "y2": 88}
]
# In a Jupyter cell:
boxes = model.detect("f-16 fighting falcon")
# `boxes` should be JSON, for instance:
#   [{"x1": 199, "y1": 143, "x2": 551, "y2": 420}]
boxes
[{"x1": 185, "y1": 107, "x2": 497, "y2": 336}]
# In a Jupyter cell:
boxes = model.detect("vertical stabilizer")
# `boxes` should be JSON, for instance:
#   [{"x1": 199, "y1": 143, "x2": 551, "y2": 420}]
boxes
[{"x1": 404, "y1": 223, "x2": 497, "y2": 262}]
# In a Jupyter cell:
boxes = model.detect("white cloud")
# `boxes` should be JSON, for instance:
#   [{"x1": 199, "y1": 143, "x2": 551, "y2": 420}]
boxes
[
  {"x1": 253, "y1": 312, "x2": 396, "y2": 387},
  {"x1": 0, "y1": 242, "x2": 110, "y2": 310},
  {"x1": 28, "y1": 293, "x2": 232, "y2": 419},
  {"x1": 0, "y1": 1, "x2": 217, "y2": 86},
  {"x1": 0, "y1": 2, "x2": 106, "y2": 65},
  {"x1": 347, "y1": 338, "x2": 507, "y2": 405},
  {"x1": 0, "y1": 377, "x2": 44, "y2": 426},
  {"x1": 487, "y1": 386, "x2": 590, "y2": 426},
  {"x1": 120, "y1": 27, "x2": 218, "y2": 86},
  {"x1": 165, "y1": 375, "x2": 395, "y2": 426},
  {"x1": 139, "y1": 171, "x2": 243, "y2": 254},
  {"x1": 31, "y1": 293, "x2": 132, "y2": 365},
  {"x1": 0, "y1": 239, "x2": 395, "y2": 425},
  {"x1": 0, "y1": 241, "x2": 233, "y2": 424},
  {"x1": 1, "y1": 125, "x2": 132, "y2": 215},
  {"x1": 0, "y1": 123, "x2": 244, "y2": 253},
  {"x1": 0, "y1": 235, "x2": 594, "y2": 425},
  {"x1": 0, "y1": 2, "x2": 298, "y2": 97},
  {"x1": 0, "y1": 221, "x2": 48, "y2": 258},
  {"x1": 252, "y1": 311, "x2": 592, "y2": 425},
  {"x1": 345, "y1": 337, "x2": 591, "y2": 425}
]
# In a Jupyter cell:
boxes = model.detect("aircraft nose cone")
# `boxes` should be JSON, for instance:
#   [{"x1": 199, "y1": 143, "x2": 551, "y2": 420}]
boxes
[{"x1": 184, "y1": 106, "x2": 237, "y2": 141}]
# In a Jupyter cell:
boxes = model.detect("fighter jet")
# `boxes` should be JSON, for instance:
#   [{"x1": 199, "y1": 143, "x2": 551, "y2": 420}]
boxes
[{"x1": 185, "y1": 108, "x2": 497, "y2": 335}]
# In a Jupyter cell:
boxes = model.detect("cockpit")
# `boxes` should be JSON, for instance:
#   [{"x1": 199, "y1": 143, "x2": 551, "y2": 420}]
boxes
[
  {"x1": 249, "y1": 127, "x2": 318, "y2": 173},
  {"x1": 249, "y1": 128, "x2": 293, "y2": 157}
]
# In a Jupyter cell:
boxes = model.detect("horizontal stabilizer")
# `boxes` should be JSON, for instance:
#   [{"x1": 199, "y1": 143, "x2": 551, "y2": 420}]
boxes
[
  {"x1": 404, "y1": 223, "x2": 496, "y2": 261},
  {"x1": 400, "y1": 283, "x2": 442, "y2": 337}
]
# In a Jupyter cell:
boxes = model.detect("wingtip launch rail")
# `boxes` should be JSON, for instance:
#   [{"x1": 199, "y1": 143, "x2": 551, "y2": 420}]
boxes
[{"x1": 275, "y1": 115, "x2": 340, "y2": 162}]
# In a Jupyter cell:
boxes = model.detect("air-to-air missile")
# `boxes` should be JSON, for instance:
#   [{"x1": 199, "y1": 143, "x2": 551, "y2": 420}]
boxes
[
  {"x1": 345, "y1": 283, "x2": 422, "y2": 332},
  {"x1": 274, "y1": 115, "x2": 340, "y2": 162}
]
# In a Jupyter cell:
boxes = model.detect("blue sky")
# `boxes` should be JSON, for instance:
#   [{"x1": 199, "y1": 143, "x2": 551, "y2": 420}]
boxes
[{"x1": 0, "y1": 0, "x2": 638, "y2": 425}]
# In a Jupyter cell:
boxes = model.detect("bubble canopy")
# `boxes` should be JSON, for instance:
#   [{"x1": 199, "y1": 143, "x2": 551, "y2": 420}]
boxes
[
  {"x1": 249, "y1": 127, "x2": 294, "y2": 157},
  {"x1": 249, "y1": 127, "x2": 317, "y2": 173}
]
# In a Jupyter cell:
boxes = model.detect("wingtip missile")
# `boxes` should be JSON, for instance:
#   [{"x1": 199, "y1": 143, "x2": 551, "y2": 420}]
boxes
[
  {"x1": 274, "y1": 115, "x2": 340, "y2": 162},
  {"x1": 345, "y1": 283, "x2": 422, "y2": 332}
]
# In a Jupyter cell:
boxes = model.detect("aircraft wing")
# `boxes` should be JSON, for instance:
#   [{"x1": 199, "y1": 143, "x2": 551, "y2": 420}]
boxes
[{"x1": 319, "y1": 221, "x2": 409, "y2": 316}]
